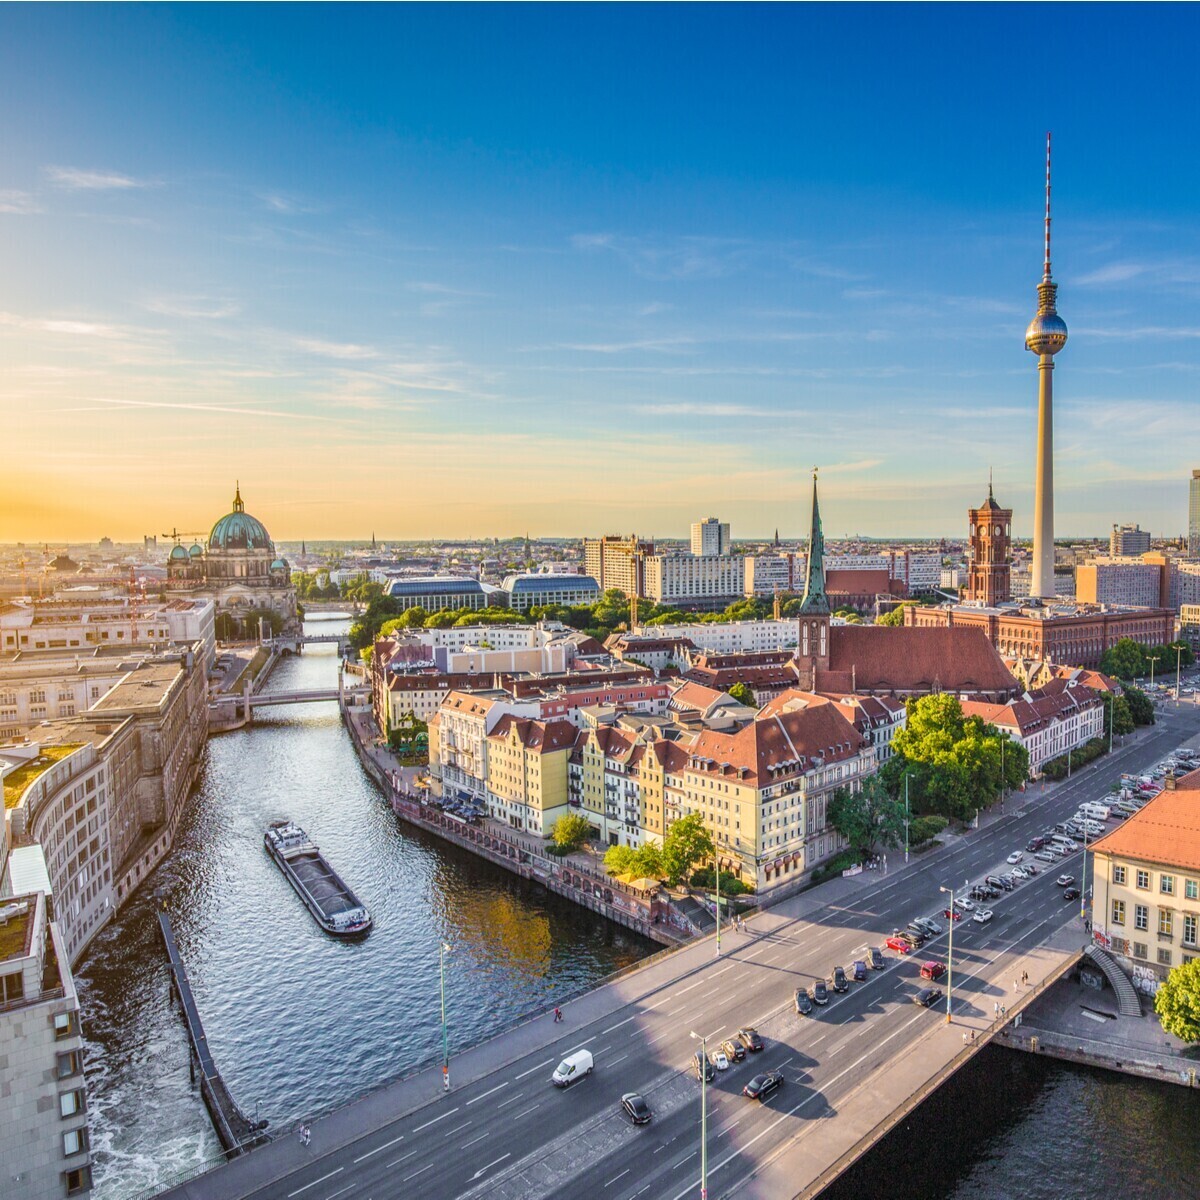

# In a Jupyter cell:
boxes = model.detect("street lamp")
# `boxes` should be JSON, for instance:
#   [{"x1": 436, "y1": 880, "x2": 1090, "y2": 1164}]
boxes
[
  {"x1": 439, "y1": 940, "x2": 452, "y2": 1090},
  {"x1": 904, "y1": 773, "x2": 911, "y2": 865},
  {"x1": 938, "y1": 883, "x2": 965, "y2": 1024},
  {"x1": 1176, "y1": 644, "x2": 1184, "y2": 703},
  {"x1": 715, "y1": 854, "x2": 721, "y2": 957},
  {"x1": 1080, "y1": 821, "x2": 1090, "y2": 925},
  {"x1": 689, "y1": 1031, "x2": 708, "y2": 1200}
]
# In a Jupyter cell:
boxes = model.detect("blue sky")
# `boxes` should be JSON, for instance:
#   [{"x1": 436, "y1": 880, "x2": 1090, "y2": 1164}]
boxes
[{"x1": 2, "y1": 3, "x2": 1199, "y2": 542}]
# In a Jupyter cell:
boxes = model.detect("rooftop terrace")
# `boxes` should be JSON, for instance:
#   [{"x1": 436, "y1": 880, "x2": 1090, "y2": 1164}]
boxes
[{"x1": 2, "y1": 744, "x2": 83, "y2": 810}]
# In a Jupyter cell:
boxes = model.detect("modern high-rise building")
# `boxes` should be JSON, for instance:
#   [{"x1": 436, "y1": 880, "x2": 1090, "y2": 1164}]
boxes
[
  {"x1": 582, "y1": 535, "x2": 654, "y2": 597},
  {"x1": 1025, "y1": 135, "x2": 1068, "y2": 600},
  {"x1": 966, "y1": 483, "x2": 1012, "y2": 605},
  {"x1": 690, "y1": 518, "x2": 730, "y2": 557},
  {"x1": 1110, "y1": 524, "x2": 1151, "y2": 556},
  {"x1": 1189, "y1": 470, "x2": 1200, "y2": 558}
]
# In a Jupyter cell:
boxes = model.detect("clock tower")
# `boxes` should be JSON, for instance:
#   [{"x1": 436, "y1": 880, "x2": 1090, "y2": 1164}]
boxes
[{"x1": 966, "y1": 480, "x2": 1012, "y2": 606}]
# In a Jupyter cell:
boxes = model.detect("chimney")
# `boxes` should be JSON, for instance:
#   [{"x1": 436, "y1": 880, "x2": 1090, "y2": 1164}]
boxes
[{"x1": 1166, "y1": 771, "x2": 1177, "y2": 791}]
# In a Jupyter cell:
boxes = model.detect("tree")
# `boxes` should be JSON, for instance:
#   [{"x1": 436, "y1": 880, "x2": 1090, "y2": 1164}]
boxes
[
  {"x1": 1099, "y1": 638, "x2": 1148, "y2": 681},
  {"x1": 603, "y1": 845, "x2": 636, "y2": 875},
  {"x1": 727, "y1": 681, "x2": 757, "y2": 707},
  {"x1": 551, "y1": 812, "x2": 592, "y2": 851},
  {"x1": 827, "y1": 776, "x2": 905, "y2": 857},
  {"x1": 1154, "y1": 958, "x2": 1200, "y2": 1041},
  {"x1": 1124, "y1": 685, "x2": 1155, "y2": 727},
  {"x1": 1102, "y1": 692, "x2": 1135, "y2": 739},
  {"x1": 876, "y1": 604, "x2": 915, "y2": 627},
  {"x1": 662, "y1": 813, "x2": 715, "y2": 886},
  {"x1": 631, "y1": 842, "x2": 664, "y2": 879}
]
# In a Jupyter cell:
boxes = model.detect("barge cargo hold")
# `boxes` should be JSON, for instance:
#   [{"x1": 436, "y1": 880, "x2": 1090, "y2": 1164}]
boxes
[{"x1": 264, "y1": 820, "x2": 373, "y2": 937}]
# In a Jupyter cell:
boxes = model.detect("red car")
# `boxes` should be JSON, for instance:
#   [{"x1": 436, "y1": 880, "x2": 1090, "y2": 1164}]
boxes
[
  {"x1": 920, "y1": 960, "x2": 946, "y2": 980},
  {"x1": 885, "y1": 935, "x2": 913, "y2": 953},
  {"x1": 942, "y1": 908, "x2": 963, "y2": 921}
]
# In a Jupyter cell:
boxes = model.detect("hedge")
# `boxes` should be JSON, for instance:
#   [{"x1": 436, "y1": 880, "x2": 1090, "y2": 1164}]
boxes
[{"x1": 1041, "y1": 737, "x2": 1107, "y2": 781}]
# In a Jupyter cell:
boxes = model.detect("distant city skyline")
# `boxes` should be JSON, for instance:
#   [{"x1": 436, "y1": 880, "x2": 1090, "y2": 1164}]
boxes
[{"x1": 3, "y1": 6, "x2": 1200, "y2": 541}]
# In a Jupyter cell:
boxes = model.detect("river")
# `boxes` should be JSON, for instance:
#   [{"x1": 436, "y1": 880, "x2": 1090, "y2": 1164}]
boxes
[
  {"x1": 77, "y1": 620, "x2": 655, "y2": 1198},
  {"x1": 76, "y1": 620, "x2": 1198, "y2": 1199}
]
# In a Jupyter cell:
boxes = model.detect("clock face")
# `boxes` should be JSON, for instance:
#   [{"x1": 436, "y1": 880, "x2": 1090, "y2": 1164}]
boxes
[{"x1": 995, "y1": 525, "x2": 1002, "y2": 536}]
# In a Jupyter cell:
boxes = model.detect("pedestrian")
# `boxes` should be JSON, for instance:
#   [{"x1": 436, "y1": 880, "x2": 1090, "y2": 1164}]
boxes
[
  {"x1": 553, "y1": 1006, "x2": 562, "y2": 1023},
  {"x1": 1014, "y1": 978, "x2": 1020, "y2": 992},
  {"x1": 994, "y1": 1001, "x2": 999, "y2": 1017},
  {"x1": 1022, "y1": 970, "x2": 1029, "y2": 986},
  {"x1": 970, "y1": 1030, "x2": 976, "y2": 1042}
]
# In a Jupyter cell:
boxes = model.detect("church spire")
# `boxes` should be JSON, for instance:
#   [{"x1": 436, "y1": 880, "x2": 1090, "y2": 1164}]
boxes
[
  {"x1": 232, "y1": 482, "x2": 244, "y2": 513},
  {"x1": 798, "y1": 469, "x2": 829, "y2": 616}
]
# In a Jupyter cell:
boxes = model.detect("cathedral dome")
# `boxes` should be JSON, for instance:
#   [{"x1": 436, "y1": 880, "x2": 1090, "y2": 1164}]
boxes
[
  {"x1": 169, "y1": 544, "x2": 191, "y2": 562},
  {"x1": 189, "y1": 543, "x2": 204, "y2": 558},
  {"x1": 208, "y1": 485, "x2": 273, "y2": 553},
  {"x1": 271, "y1": 557, "x2": 288, "y2": 571}
]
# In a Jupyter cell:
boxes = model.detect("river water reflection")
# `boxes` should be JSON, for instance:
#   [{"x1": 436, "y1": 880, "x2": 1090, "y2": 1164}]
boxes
[{"x1": 78, "y1": 621, "x2": 655, "y2": 1198}]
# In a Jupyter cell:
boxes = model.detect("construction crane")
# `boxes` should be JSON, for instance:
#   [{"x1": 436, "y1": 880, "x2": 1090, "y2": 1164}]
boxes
[{"x1": 162, "y1": 528, "x2": 207, "y2": 545}]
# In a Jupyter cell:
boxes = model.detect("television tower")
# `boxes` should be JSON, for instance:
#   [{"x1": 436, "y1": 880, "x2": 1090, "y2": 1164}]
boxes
[{"x1": 1025, "y1": 133, "x2": 1068, "y2": 600}]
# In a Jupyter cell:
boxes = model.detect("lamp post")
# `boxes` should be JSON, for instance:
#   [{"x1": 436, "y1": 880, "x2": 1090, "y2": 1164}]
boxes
[
  {"x1": 715, "y1": 854, "x2": 721, "y2": 957},
  {"x1": 938, "y1": 884, "x2": 963, "y2": 1024},
  {"x1": 1176, "y1": 644, "x2": 1184, "y2": 703},
  {"x1": 1000, "y1": 738, "x2": 1006, "y2": 812},
  {"x1": 904, "y1": 774, "x2": 911, "y2": 864},
  {"x1": 439, "y1": 940, "x2": 452, "y2": 1091},
  {"x1": 689, "y1": 1031, "x2": 709, "y2": 1200},
  {"x1": 1080, "y1": 821, "x2": 1090, "y2": 925}
]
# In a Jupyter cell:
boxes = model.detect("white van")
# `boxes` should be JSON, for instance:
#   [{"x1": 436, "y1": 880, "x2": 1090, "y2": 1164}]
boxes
[
  {"x1": 551, "y1": 1049, "x2": 594, "y2": 1088},
  {"x1": 1079, "y1": 803, "x2": 1111, "y2": 821}
]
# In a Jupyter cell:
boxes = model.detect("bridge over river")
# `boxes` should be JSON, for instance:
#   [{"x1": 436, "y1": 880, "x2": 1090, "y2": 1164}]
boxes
[{"x1": 155, "y1": 709, "x2": 1200, "y2": 1200}]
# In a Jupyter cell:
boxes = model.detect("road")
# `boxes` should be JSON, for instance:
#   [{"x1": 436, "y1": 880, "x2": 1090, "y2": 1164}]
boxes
[{"x1": 173, "y1": 707, "x2": 1200, "y2": 1200}]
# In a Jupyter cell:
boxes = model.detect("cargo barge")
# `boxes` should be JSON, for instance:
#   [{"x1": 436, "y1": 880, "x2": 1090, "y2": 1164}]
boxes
[{"x1": 264, "y1": 821, "x2": 373, "y2": 937}]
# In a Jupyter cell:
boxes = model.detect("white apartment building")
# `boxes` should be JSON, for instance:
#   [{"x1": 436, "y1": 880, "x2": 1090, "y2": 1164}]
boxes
[
  {"x1": 1110, "y1": 524, "x2": 1152, "y2": 556},
  {"x1": 582, "y1": 536, "x2": 653, "y2": 597},
  {"x1": 0, "y1": 661, "x2": 131, "y2": 739},
  {"x1": 690, "y1": 518, "x2": 730, "y2": 557},
  {"x1": 630, "y1": 618, "x2": 799, "y2": 655},
  {"x1": 743, "y1": 555, "x2": 793, "y2": 597},
  {"x1": 643, "y1": 555, "x2": 743, "y2": 606},
  {"x1": 0, "y1": 882, "x2": 92, "y2": 1200},
  {"x1": 1075, "y1": 558, "x2": 1164, "y2": 609}
]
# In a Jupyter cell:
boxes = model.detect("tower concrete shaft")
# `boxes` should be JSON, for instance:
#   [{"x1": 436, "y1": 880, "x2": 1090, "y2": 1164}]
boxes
[{"x1": 1024, "y1": 133, "x2": 1067, "y2": 600}]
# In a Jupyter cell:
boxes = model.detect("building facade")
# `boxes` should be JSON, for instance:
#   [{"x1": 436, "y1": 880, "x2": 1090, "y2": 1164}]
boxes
[
  {"x1": 383, "y1": 576, "x2": 489, "y2": 613},
  {"x1": 1190, "y1": 470, "x2": 1200, "y2": 559},
  {"x1": 500, "y1": 573, "x2": 600, "y2": 612},
  {"x1": 690, "y1": 518, "x2": 730, "y2": 557},
  {"x1": 642, "y1": 555, "x2": 743, "y2": 608},
  {"x1": 1110, "y1": 524, "x2": 1152, "y2": 556},
  {"x1": 1092, "y1": 770, "x2": 1200, "y2": 985},
  {"x1": 966, "y1": 485, "x2": 1012, "y2": 605},
  {"x1": 743, "y1": 554, "x2": 794, "y2": 597},
  {"x1": 582, "y1": 536, "x2": 654, "y2": 598},
  {"x1": 1075, "y1": 557, "x2": 1168, "y2": 609}
]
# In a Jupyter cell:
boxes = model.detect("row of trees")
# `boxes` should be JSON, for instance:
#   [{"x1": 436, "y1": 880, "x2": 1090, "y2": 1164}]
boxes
[{"x1": 1098, "y1": 637, "x2": 1194, "y2": 682}]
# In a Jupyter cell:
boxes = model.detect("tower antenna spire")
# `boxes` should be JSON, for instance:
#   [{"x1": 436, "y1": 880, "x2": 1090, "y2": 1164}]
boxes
[{"x1": 1043, "y1": 131, "x2": 1053, "y2": 282}]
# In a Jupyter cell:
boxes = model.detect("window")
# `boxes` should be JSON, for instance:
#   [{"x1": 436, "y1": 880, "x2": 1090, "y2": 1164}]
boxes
[
  {"x1": 56, "y1": 1050, "x2": 82, "y2": 1079},
  {"x1": 1111, "y1": 900, "x2": 1126, "y2": 926},
  {"x1": 59, "y1": 1089, "x2": 85, "y2": 1118},
  {"x1": 0, "y1": 970, "x2": 25, "y2": 1004},
  {"x1": 53, "y1": 1011, "x2": 76, "y2": 1040},
  {"x1": 1184, "y1": 914, "x2": 1197, "y2": 947},
  {"x1": 1161, "y1": 874, "x2": 1176, "y2": 896},
  {"x1": 1159, "y1": 910, "x2": 1174, "y2": 937},
  {"x1": 1135, "y1": 904, "x2": 1149, "y2": 931},
  {"x1": 1136, "y1": 869, "x2": 1150, "y2": 890},
  {"x1": 64, "y1": 1165, "x2": 92, "y2": 1195},
  {"x1": 1158, "y1": 948, "x2": 1174, "y2": 966},
  {"x1": 1113, "y1": 865, "x2": 1127, "y2": 885},
  {"x1": 63, "y1": 1127, "x2": 89, "y2": 1156},
  {"x1": 1187, "y1": 879, "x2": 1199, "y2": 901},
  {"x1": 1133, "y1": 942, "x2": 1148, "y2": 960}
]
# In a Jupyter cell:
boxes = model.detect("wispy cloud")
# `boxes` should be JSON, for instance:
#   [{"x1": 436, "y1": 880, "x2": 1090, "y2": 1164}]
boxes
[
  {"x1": 571, "y1": 232, "x2": 758, "y2": 281},
  {"x1": 0, "y1": 189, "x2": 40, "y2": 214},
  {"x1": 1076, "y1": 258, "x2": 1200, "y2": 287},
  {"x1": 548, "y1": 336, "x2": 697, "y2": 354},
  {"x1": 641, "y1": 401, "x2": 776, "y2": 418},
  {"x1": 46, "y1": 166, "x2": 155, "y2": 190},
  {"x1": 255, "y1": 190, "x2": 321, "y2": 215},
  {"x1": 143, "y1": 295, "x2": 241, "y2": 319},
  {"x1": 61, "y1": 396, "x2": 333, "y2": 421},
  {"x1": 292, "y1": 337, "x2": 379, "y2": 360},
  {"x1": 0, "y1": 312, "x2": 124, "y2": 338}
]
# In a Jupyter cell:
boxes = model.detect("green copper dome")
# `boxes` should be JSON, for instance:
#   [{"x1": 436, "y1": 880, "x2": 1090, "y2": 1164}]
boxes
[
  {"x1": 169, "y1": 544, "x2": 190, "y2": 562},
  {"x1": 189, "y1": 543, "x2": 204, "y2": 557},
  {"x1": 208, "y1": 484, "x2": 273, "y2": 552}
]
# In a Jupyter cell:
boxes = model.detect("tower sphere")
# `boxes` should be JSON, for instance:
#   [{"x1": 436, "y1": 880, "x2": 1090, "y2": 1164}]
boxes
[{"x1": 1025, "y1": 308, "x2": 1068, "y2": 356}]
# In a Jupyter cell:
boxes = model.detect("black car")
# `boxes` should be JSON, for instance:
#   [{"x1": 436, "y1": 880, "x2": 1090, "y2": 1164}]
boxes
[
  {"x1": 985, "y1": 875, "x2": 1005, "y2": 890},
  {"x1": 811, "y1": 979, "x2": 829, "y2": 1005},
  {"x1": 621, "y1": 1093, "x2": 652, "y2": 1125},
  {"x1": 743, "y1": 1070, "x2": 784, "y2": 1101},
  {"x1": 721, "y1": 1038, "x2": 746, "y2": 1062},
  {"x1": 868, "y1": 947, "x2": 885, "y2": 970},
  {"x1": 913, "y1": 987, "x2": 942, "y2": 1008},
  {"x1": 903, "y1": 926, "x2": 927, "y2": 946},
  {"x1": 736, "y1": 1027, "x2": 765, "y2": 1052},
  {"x1": 851, "y1": 959, "x2": 868, "y2": 982},
  {"x1": 832, "y1": 965, "x2": 849, "y2": 992},
  {"x1": 1026, "y1": 837, "x2": 1046, "y2": 852},
  {"x1": 1064, "y1": 887, "x2": 1081, "y2": 901},
  {"x1": 795, "y1": 988, "x2": 814, "y2": 1016}
]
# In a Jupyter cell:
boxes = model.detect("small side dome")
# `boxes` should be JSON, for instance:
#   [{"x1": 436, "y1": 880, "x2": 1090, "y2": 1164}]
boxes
[
  {"x1": 271, "y1": 557, "x2": 288, "y2": 571},
  {"x1": 169, "y1": 544, "x2": 190, "y2": 562},
  {"x1": 189, "y1": 543, "x2": 204, "y2": 558}
]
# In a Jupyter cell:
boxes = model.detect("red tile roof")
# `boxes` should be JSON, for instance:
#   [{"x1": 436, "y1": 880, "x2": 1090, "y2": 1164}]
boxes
[{"x1": 1091, "y1": 768, "x2": 1200, "y2": 870}]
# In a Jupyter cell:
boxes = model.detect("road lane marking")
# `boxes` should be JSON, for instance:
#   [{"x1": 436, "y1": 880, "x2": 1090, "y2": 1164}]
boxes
[
  {"x1": 608, "y1": 1053, "x2": 629, "y2": 1066},
  {"x1": 466, "y1": 1083, "x2": 507, "y2": 1105},
  {"x1": 352, "y1": 1133, "x2": 404, "y2": 1162},
  {"x1": 402, "y1": 1163, "x2": 434, "y2": 1182},
  {"x1": 716, "y1": 1117, "x2": 743, "y2": 1137},
  {"x1": 462, "y1": 1132, "x2": 490, "y2": 1149},
  {"x1": 470, "y1": 1153, "x2": 512, "y2": 1181},
  {"x1": 673, "y1": 1150, "x2": 698, "y2": 1169},
  {"x1": 675, "y1": 979, "x2": 706, "y2": 996},
  {"x1": 602, "y1": 1016, "x2": 636, "y2": 1034},
  {"x1": 412, "y1": 1106, "x2": 459, "y2": 1132},
  {"x1": 605, "y1": 1168, "x2": 631, "y2": 1187},
  {"x1": 595, "y1": 1044, "x2": 612, "y2": 1054},
  {"x1": 443, "y1": 1121, "x2": 472, "y2": 1137},
  {"x1": 385, "y1": 1151, "x2": 417, "y2": 1168},
  {"x1": 287, "y1": 1169, "x2": 343, "y2": 1197},
  {"x1": 324, "y1": 1186, "x2": 355, "y2": 1200},
  {"x1": 496, "y1": 1094, "x2": 526, "y2": 1110},
  {"x1": 514, "y1": 1058, "x2": 554, "y2": 1080},
  {"x1": 511, "y1": 1103, "x2": 540, "y2": 1120}
]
